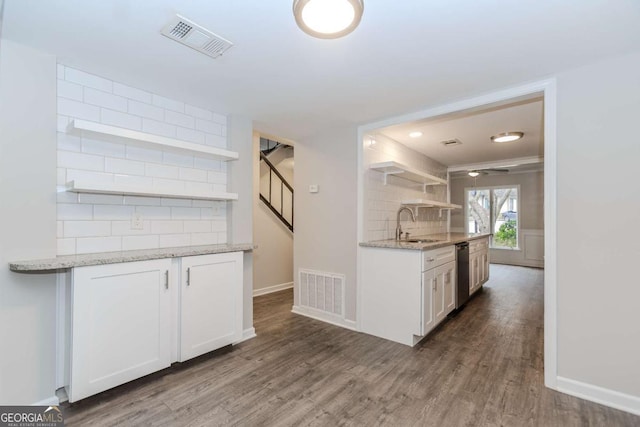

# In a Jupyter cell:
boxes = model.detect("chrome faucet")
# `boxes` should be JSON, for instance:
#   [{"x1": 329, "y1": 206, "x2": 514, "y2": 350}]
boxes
[{"x1": 395, "y1": 206, "x2": 416, "y2": 240}]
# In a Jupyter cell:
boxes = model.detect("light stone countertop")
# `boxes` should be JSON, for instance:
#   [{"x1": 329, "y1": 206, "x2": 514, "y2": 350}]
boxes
[
  {"x1": 9, "y1": 243, "x2": 254, "y2": 272},
  {"x1": 359, "y1": 233, "x2": 491, "y2": 251}
]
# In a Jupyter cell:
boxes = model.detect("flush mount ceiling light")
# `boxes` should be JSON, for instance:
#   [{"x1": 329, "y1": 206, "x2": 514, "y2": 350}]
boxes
[
  {"x1": 293, "y1": 0, "x2": 364, "y2": 39},
  {"x1": 491, "y1": 131, "x2": 524, "y2": 143},
  {"x1": 409, "y1": 131, "x2": 423, "y2": 138},
  {"x1": 468, "y1": 171, "x2": 480, "y2": 177}
]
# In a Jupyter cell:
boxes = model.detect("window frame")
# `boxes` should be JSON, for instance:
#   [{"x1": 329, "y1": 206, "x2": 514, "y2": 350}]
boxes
[{"x1": 464, "y1": 184, "x2": 521, "y2": 250}]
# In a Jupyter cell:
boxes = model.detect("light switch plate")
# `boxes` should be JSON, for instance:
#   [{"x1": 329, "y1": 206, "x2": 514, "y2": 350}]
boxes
[
  {"x1": 132, "y1": 212, "x2": 144, "y2": 230},
  {"x1": 309, "y1": 184, "x2": 319, "y2": 193}
]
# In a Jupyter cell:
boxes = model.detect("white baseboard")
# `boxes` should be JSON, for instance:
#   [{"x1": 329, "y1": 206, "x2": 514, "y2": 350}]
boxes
[
  {"x1": 556, "y1": 376, "x2": 640, "y2": 416},
  {"x1": 233, "y1": 327, "x2": 256, "y2": 345},
  {"x1": 32, "y1": 395, "x2": 60, "y2": 406},
  {"x1": 291, "y1": 305, "x2": 357, "y2": 331},
  {"x1": 253, "y1": 282, "x2": 293, "y2": 297}
]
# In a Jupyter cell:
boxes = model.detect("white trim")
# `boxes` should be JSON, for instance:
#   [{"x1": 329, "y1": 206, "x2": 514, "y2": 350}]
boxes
[
  {"x1": 291, "y1": 305, "x2": 357, "y2": 331},
  {"x1": 55, "y1": 272, "x2": 65, "y2": 390},
  {"x1": 557, "y1": 376, "x2": 640, "y2": 416},
  {"x1": 233, "y1": 327, "x2": 256, "y2": 344},
  {"x1": 356, "y1": 78, "x2": 558, "y2": 391},
  {"x1": 253, "y1": 281, "x2": 293, "y2": 297},
  {"x1": 32, "y1": 396, "x2": 60, "y2": 406}
]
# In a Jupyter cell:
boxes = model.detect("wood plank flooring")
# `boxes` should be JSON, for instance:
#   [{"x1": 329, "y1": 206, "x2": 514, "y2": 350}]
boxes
[{"x1": 62, "y1": 265, "x2": 639, "y2": 426}]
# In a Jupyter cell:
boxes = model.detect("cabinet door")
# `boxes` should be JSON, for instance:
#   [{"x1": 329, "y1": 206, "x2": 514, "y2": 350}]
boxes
[
  {"x1": 482, "y1": 250, "x2": 490, "y2": 284},
  {"x1": 433, "y1": 269, "x2": 446, "y2": 325},
  {"x1": 421, "y1": 269, "x2": 435, "y2": 336},
  {"x1": 70, "y1": 259, "x2": 172, "y2": 402},
  {"x1": 469, "y1": 253, "x2": 480, "y2": 294},
  {"x1": 179, "y1": 252, "x2": 243, "y2": 362},
  {"x1": 440, "y1": 261, "x2": 456, "y2": 315}
]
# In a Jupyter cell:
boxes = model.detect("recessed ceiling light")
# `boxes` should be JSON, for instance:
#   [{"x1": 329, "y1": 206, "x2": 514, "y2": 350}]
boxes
[
  {"x1": 409, "y1": 131, "x2": 423, "y2": 138},
  {"x1": 491, "y1": 132, "x2": 524, "y2": 143},
  {"x1": 293, "y1": 0, "x2": 364, "y2": 39},
  {"x1": 468, "y1": 171, "x2": 480, "y2": 177}
]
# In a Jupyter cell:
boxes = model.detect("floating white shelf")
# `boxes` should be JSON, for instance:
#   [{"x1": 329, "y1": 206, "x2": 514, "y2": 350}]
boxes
[
  {"x1": 66, "y1": 180, "x2": 238, "y2": 201},
  {"x1": 401, "y1": 199, "x2": 462, "y2": 209},
  {"x1": 68, "y1": 119, "x2": 239, "y2": 161},
  {"x1": 369, "y1": 161, "x2": 447, "y2": 189}
]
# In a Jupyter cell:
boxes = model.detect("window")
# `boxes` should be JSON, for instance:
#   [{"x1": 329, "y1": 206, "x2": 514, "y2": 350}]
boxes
[{"x1": 466, "y1": 186, "x2": 519, "y2": 249}]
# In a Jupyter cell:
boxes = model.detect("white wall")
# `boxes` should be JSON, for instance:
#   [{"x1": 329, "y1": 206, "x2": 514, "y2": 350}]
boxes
[
  {"x1": 450, "y1": 171, "x2": 544, "y2": 267},
  {"x1": 253, "y1": 135, "x2": 293, "y2": 294},
  {"x1": 293, "y1": 126, "x2": 358, "y2": 324},
  {"x1": 556, "y1": 51, "x2": 640, "y2": 400},
  {"x1": 55, "y1": 66, "x2": 229, "y2": 255},
  {"x1": 363, "y1": 134, "x2": 449, "y2": 241},
  {"x1": 0, "y1": 40, "x2": 57, "y2": 404}
]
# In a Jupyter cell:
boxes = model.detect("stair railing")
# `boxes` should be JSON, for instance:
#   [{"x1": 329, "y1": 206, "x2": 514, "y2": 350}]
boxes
[{"x1": 259, "y1": 152, "x2": 293, "y2": 232}]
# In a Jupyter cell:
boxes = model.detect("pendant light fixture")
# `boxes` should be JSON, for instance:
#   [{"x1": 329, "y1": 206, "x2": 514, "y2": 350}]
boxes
[{"x1": 293, "y1": 0, "x2": 364, "y2": 39}]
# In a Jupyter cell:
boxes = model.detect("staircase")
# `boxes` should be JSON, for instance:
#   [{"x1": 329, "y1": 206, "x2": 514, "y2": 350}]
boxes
[{"x1": 259, "y1": 138, "x2": 294, "y2": 232}]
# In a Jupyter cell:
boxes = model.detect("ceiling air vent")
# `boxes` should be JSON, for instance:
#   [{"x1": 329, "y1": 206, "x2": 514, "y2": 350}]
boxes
[
  {"x1": 440, "y1": 138, "x2": 463, "y2": 147},
  {"x1": 161, "y1": 15, "x2": 233, "y2": 59}
]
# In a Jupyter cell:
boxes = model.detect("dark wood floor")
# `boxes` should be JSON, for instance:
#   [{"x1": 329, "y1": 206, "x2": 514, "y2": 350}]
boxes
[{"x1": 63, "y1": 265, "x2": 639, "y2": 426}]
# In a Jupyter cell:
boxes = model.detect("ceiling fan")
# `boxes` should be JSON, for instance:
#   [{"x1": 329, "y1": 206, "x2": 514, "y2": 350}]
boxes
[{"x1": 468, "y1": 168, "x2": 509, "y2": 177}]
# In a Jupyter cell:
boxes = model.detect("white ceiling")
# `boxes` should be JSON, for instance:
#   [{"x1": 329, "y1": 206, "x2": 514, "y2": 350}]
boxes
[
  {"x1": 3, "y1": 1, "x2": 640, "y2": 140},
  {"x1": 377, "y1": 98, "x2": 544, "y2": 167}
]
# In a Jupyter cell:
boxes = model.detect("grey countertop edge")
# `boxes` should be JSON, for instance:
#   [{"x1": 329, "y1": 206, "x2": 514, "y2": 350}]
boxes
[
  {"x1": 359, "y1": 233, "x2": 492, "y2": 251},
  {"x1": 9, "y1": 243, "x2": 254, "y2": 272}
]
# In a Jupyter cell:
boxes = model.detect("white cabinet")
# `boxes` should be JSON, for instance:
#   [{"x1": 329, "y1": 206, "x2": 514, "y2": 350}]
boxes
[
  {"x1": 69, "y1": 259, "x2": 172, "y2": 402},
  {"x1": 470, "y1": 237, "x2": 490, "y2": 295},
  {"x1": 179, "y1": 252, "x2": 243, "y2": 362},
  {"x1": 67, "y1": 252, "x2": 244, "y2": 402},
  {"x1": 361, "y1": 245, "x2": 456, "y2": 347}
]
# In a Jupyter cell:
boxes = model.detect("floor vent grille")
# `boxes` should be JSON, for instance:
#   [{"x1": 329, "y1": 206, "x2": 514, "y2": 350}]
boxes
[{"x1": 299, "y1": 269, "x2": 344, "y2": 317}]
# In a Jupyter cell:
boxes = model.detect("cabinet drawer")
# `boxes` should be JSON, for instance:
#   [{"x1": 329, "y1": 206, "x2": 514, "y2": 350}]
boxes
[
  {"x1": 423, "y1": 245, "x2": 455, "y2": 271},
  {"x1": 470, "y1": 237, "x2": 489, "y2": 254}
]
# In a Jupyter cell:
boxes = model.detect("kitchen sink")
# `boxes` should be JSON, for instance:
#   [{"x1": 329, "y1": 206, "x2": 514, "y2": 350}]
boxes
[{"x1": 405, "y1": 238, "x2": 441, "y2": 243}]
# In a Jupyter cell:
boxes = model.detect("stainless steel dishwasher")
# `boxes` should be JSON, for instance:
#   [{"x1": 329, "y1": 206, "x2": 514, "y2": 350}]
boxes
[{"x1": 455, "y1": 242, "x2": 470, "y2": 308}]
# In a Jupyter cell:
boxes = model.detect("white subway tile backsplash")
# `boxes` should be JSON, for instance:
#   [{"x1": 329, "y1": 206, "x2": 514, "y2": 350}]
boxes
[
  {"x1": 57, "y1": 66, "x2": 228, "y2": 255},
  {"x1": 195, "y1": 118, "x2": 222, "y2": 135},
  {"x1": 76, "y1": 236, "x2": 121, "y2": 254},
  {"x1": 112, "y1": 220, "x2": 151, "y2": 236},
  {"x1": 152, "y1": 94, "x2": 184, "y2": 113},
  {"x1": 105, "y1": 157, "x2": 145, "y2": 176},
  {"x1": 161, "y1": 198, "x2": 192, "y2": 207},
  {"x1": 151, "y1": 220, "x2": 183, "y2": 234},
  {"x1": 162, "y1": 152, "x2": 194, "y2": 168},
  {"x1": 57, "y1": 80, "x2": 83, "y2": 101},
  {"x1": 145, "y1": 163, "x2": 179, "y2": 179},
  {"x1": 171, "y1": 207, "x2": 201, "y2": 220},
  {"x1": 191, "y1": 232, "x2": 217, "y2": 246},
  {"x1": 57, "y1": 238, "x2": 76, "y2": 256},
  {"x1": 129, "y1": 100, "x2": 164, "y2": 121},
  {"x1": 183, "y1": 220, "x2": 211, "y2": 233},
  {"x1": 185, "y1": 182, "x2": 214, "y2": 194},
  {"x1": 64, "y1": 221, "x2": 111, "y2": 238},
  {"x1": 113, "y1": 83, "x2": 152, "y2": 104},
  {"x1": 65, "y1": 68, "x2": 113, "y2": 92},
  {"x1": 101, "y1": 109, "x2": 142, "y2": 130},
  {"x1": 159, "y1": 234, "x2": 191, "y2": 248},
  {"x1": 58, "y1": 98, "x2": 100, "y2": 121},
  {"x1": 142, "y1": 118, "x2": 176, "y2": 138},
  {"x1": 58, "y1": 151, "x2": 104, "y2": 171},
  {"x1": 93, "y1": 205, "x2": 134, "y2": 220},
  {"x1": 205, "y1": 133, "x2": 226, "y2": 148},
  {"x1": 185, "y1": 104, "x2": 212, "y2": 121},
  {"x1": 176, "y1": 127, "x2": 205, "y2": 144},
  {"x1": 84, "y1": 88, "x2": 128, "y2": 112},
  {"x1": 179, "y1": 167, "x2": 208, "y2": 183},
  {"x1": 135, "y1": 206, "x2": 170, "y2": 219},
  {"x1": 81, "y1": 137, "x2": 126, "y2": 158},
  {"x1": 113, "y1": 174, "x2": 153, "y2": 187},
  {"x1": 217, "y1": 232, "x2": 227, "y2": 244},
  {"x1": 165, "y1": 110, "x2": 195, "y2": 129},
  {"x1": 122, "y1": 235, "x2": 159, "y2": 251},
  {"x1": 126, "y1": 146, "x2": 163, "y2": 163},
  {"x1": 58, "y1": 203, "x2": 93, "y2": 220}
]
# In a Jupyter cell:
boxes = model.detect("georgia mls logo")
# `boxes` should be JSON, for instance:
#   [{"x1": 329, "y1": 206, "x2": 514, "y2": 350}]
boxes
[{"x1": 0, "y1": 405, "x2": 64, "y2": 427}]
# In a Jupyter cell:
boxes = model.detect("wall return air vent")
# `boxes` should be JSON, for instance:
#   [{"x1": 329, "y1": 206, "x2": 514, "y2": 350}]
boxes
[{"x1": 161, "y1": 14, "x2": 233, "y2": 59}]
